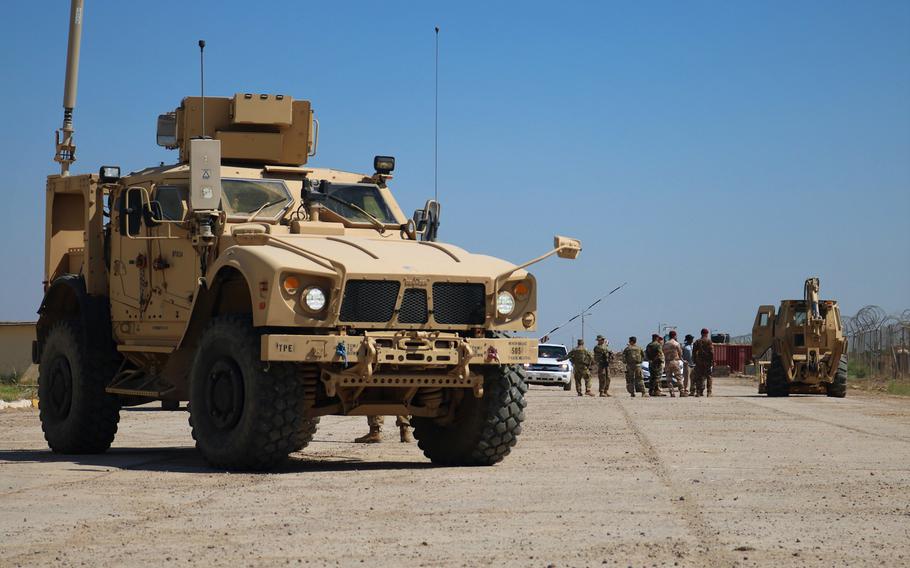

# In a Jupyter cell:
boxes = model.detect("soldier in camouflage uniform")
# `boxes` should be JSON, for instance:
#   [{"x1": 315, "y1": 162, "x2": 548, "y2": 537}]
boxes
[
  {"x1": 593, "y1": 334, "x2": 614, "y2": 397},
  {"x1": 564, "y1": 339, "x2": 595, "y2": 396},
  {"x1": 692, "y1": 328, "x2": 715, "y2": 397},
  {"x1": 645, "y1": 334, "x2": 666, "y2": 396},
  {"x1": 622, "y1": 336, "x2": 648, "y2": 397},
  {"x1": 354, "y1": 415, "x2": 413, "y2": 443}
]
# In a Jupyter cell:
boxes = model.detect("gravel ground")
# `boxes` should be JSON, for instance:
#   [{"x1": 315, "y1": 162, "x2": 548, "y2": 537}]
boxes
[{"x1": 1, "y1": 376, "x2": 908, "y2": 567}]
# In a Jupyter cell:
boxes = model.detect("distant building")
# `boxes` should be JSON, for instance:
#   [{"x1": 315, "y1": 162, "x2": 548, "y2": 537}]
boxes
[{"x1": 0, "y1": 322, "x2": 36, "y2": 377}]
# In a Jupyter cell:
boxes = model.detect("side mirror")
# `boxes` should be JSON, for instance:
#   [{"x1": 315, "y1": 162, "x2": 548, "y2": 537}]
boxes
[
  {"x1": 554, "y1": 235, "x2": 582, "y2": 259},
  {"x1": 118, "y1": 190, "x2": 143, "y2": 236},
  {"x1": 156, "y1": 113, "x2": 178, "y2": 148},
  {"x1": 412, "y1": 208, "x2": 427, "y2": 233},
  {"x1": 421, "y1": 199, "x2": 441, "y2": 242},
  {"x1": 143, "y1": 201, "x2": 164, "y2": 227}
]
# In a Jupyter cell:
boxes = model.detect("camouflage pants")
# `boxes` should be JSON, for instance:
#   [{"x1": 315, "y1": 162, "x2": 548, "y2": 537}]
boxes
[
  {"x1": 692, "y1": 365, "x2": 712, "y2": 395},
  {"x1": 597, "y1": 366, "x2": 610, "y2": 394},
  {"x1": 625, "y1": 366, "x2": 645, "y2": 394},
  {"x1": 367, "y1": 415, "x2": 411, "y2": 430},
  {"x1": 649, "y1": 361, "x2": 664, "y2": 393},
  {"x1": 665, "y1": 360, "x2": 683, "y2": 393},
  {"x1": 574, "y1": 369, "x2": 591, "y2": 393}
]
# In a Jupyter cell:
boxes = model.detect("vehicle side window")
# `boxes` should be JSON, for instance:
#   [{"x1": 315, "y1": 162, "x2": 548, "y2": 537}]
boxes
[
  {"x1": 793, "y1": 310, "x2": 807, "y2": 325},
  {"x1": 155, "y1": 185, "x2": 187, "y2": 221},
  {"x1": 759, "y1": 313, "x2": 769, "y2": 326}
]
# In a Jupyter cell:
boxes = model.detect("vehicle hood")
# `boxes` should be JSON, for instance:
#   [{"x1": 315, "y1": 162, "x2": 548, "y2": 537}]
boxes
[
  {"x1": 537, "y1": 357, "x2": 569, "y2": 365},
  {"x1": 269, "y1": 234, "x2": 523, "y2": 281}
]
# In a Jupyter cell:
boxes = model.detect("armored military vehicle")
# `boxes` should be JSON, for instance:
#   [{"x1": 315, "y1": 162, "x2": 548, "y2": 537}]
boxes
[
  {"x1": 752, "y1": 277, "x2": 847, "y2": 397},
  {"x1": 35, "y1": 1, "x2": 581, "y2": 469}
]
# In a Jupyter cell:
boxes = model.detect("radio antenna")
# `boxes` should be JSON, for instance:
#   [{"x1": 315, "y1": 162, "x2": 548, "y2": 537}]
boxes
[
  {"x1": 198, "y1": 39, "x2": 206, "y2": 138},
  {"x1": 434, "y1": 26, "x2": 439, "y2": 202}
]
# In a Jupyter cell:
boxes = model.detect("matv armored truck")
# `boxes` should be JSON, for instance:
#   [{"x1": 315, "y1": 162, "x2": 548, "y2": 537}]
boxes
[{"x1": 35, "y1": 1, "x2": 582, "y2": 470}]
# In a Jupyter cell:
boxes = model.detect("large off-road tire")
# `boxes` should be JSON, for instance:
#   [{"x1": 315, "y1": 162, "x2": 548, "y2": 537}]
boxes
[
  {"x1": 38, "y1": 320, "x2": 121, "y2": 453},
  {"x1": 826, "y1": 354, "x2": 848, "y2": 398},
  {"x1": 563, "y1": 380, "x2": 572, "y2": 391},
  {"x1": 412, "y1": 364, "x2": 528, "y2": 466},
  {"x1": 188, "y1": 315, "x2": 318, "y2": 470},
  {"x1": 765, "y1": 354, "x2": 789, "y2": 397}
]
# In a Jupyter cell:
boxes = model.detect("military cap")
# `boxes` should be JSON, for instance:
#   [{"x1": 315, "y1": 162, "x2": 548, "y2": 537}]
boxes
[
  {"x1": 577, "y1": 339, "x2": 584, "y2": 345},
  {"x1": 596, "y1": 334, "x2": 605, "y2": 341},
  {"x1": 651, "y1": 333, "x2": 660, "y2": 339},
  {"x1": 701, "y1": 328, "x2": 710, "y2": 335},
  {"x1": 684, "y1": 334, "x2": 694, "y2": 341}
]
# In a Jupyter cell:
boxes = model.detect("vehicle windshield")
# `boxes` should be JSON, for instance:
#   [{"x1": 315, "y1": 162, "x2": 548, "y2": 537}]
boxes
[
  {"x1": 793, "y1": 310, "x2": 807, "y2": 325},
  {"x1": 222, "y1": 179, "x2": 292, "y2": 219},
  {"x1": 321, "y1": 183, "x2": 397, "y2": 225},
  {"x1": 538, "y1": 345, "x2": 567, "y2": 359}
]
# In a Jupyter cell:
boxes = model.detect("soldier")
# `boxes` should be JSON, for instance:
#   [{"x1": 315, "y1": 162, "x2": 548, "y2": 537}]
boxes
[
  {"x1": 592, "y1": 334, "x2": 614, "y2": 397},
  {"x1": 662, "y1": 330, "x2": 685, "y2": 397},
  {"x1": 692, "y1": 328, "x2": 715, "y2": 397},
  {"x1": 622, "y1": 336, "x2": 648, "y2": 397},
  {"x1": 354, "y1": 415, "x2": 413, "y2": 443},
  {"x1": 645, "y1": 333, "x2": 666, "y2": 396},
  {"x1": 682, "y1": 334, "x2": 695, "y2": 395},
  {"x1": 564, "y1": 339, "x2": 595, "y2": 396}
]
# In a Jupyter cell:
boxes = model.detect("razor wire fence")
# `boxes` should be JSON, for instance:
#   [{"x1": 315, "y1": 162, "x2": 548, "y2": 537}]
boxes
[{"x1": 844, "y1": 306, "x2": 910, "y2": 380}]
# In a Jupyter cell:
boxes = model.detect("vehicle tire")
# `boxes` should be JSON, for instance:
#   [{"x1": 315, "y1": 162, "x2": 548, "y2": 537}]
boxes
[
  {"x1": 765, "y1": 354, "x2": 789, "y2": 397},
  {"x1": 826, "y1": 354, "x2": 847, "y2": 398},
  {"x1": 188, "y1": 315, "x2": 316, "y2": 470},
  {"x1": 412, "y1": 364, "x2": 528, "y2": 466},
  {"x1": 563, "y1": 380, "x2": 572, "y2": 391},
  {"x1": 38, "y1": 320, "x2": 121, "y2": 453}
]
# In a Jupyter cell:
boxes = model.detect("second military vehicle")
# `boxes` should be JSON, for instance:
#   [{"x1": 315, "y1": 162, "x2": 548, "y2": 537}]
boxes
[
  {"x1": 752, "y1": 277, "x2": 847, "y2": 397},
  {"x1": 35, "y1": 1, "x2": 582, "y2": 470}
]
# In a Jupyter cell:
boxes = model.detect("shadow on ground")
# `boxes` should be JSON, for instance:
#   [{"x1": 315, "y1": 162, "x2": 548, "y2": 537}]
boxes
[{"x1": 0, "y1": 446, "x2": 437, "y2": 474}]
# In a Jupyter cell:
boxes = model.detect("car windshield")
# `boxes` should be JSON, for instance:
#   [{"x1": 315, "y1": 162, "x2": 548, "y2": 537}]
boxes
[
  {"x1": 538, "y1": 345, "x2": 567, "y2": 359},
  {"x1": 321, "y1": 183, "x2": 397, "y2": 224},
  {"x1": 793, "y1": 310, "x2": 807, "y2": 325},
  {"x1": 222, "y1": 178, "x2": 292, "y2": 219}
]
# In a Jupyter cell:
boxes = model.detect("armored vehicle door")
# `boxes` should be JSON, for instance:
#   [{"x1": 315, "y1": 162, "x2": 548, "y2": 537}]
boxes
[
  {"x1": 109, "y1": 186, "x2": 149, "y2": 321},
  {"x1": 144, "y1": 184, "x2": 198, "y2": 333},
  {"x1": 752, "y1": 305, "x2": 775, "y2": 359}
]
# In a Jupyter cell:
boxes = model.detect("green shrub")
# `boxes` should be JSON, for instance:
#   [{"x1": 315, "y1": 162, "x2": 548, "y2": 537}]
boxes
[{"x1": 847, "y1": 359, "x2": 868, "y2": 379}]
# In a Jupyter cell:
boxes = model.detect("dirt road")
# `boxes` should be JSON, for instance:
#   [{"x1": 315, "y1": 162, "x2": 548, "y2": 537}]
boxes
[{"x1": 1, "y1": 377, "x2": 908, "y2": 567}]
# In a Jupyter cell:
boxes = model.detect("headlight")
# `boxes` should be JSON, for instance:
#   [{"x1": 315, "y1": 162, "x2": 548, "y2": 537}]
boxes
[
  {"x1": 496, "y1": 291, "x2": 515, "y2": 315},
  {"x1": 282, "y1": 275, "x2": 300, "y2": 295},
  {"x1": 301, "y1": 287, "x2": 327, "y2": 312},
  {"x1": 561, "y1": 363, "x2": 568, "y2": 371}
]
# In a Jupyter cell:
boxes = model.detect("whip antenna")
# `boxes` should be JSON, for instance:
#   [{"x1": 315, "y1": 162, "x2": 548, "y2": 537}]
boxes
[
  {"x1": 434, "y1": 26, "x2": 439, "y2": 202},
  {"x1": 198, "y1": 39, "x2": 206, "y2": 138}
]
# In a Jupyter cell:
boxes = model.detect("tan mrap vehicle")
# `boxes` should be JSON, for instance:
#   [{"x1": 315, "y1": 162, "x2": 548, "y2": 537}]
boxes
[
  {"x1": 751, "y1": 277, "x2": 847, "y2": 398},
  {"x1": 35, "y1": 2, "x2": 581, "y2": 470}
]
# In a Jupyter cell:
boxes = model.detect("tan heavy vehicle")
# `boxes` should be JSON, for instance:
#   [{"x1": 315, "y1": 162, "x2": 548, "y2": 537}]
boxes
[
  {"x1": 752, "y1": 277, "x2": 847, "y2": 398},
  {"x1": 35, "y1": 1, "x2": 581, "y2": 470}
]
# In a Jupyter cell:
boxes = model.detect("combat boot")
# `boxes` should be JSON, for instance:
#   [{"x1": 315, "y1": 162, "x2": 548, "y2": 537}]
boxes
[
  {"x1": 400, "y1": 426, "x2": 413, "y2": 443},
  {"x1": 585, "y1": 390, "x2": 595, "y2": 397},
  {"x1": 354, "y1": 426, "x2": 382, "y2": 444},
  {"x1": 679, "y1": 390, "x2": 689, "y2": 397}
]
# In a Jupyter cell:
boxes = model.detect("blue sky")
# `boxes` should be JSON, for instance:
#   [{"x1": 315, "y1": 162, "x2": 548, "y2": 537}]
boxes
[{"x1": 0, "y1": 0, "x2": 908, "y2": 345}]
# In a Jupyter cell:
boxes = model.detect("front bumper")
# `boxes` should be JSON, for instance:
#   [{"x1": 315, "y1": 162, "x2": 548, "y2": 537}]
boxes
[
  {"x1": 524, "y1": 370, "x2": 571, "y2": 385},
  {"x1": 261, "y1": 331, "x2": 536, "y2": 366}
]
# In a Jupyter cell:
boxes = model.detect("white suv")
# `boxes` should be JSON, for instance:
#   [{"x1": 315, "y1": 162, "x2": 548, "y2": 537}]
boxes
[{"x1": 523, "y1": 343, "x2": 573, "y2": 390}]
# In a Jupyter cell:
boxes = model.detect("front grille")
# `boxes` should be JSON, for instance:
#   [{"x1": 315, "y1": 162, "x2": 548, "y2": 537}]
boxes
[
  {"x1": 530, "y1": 364, "x2": 566, "y2": 372},
  {"x1": 339, "y1": 280, "x2": 401, "y2": 322},
  {"x1": 432, "y1": 283, "x2": 486, "y2": 325},
  {"x1": 398, "y1": 288, "x2": 428, "y2": 324}
]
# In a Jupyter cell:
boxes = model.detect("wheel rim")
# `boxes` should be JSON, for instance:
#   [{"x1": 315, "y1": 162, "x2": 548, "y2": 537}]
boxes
[
  {"x1": 206, "y1": 358, "x2": 245, "y2": 431},
  {"x1": 47, "y1": 355, "x2": 73, "y2": 419}
]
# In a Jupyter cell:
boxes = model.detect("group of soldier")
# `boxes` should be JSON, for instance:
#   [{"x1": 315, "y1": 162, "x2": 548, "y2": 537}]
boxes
[
  {"x1": 565, "y1": 328, "x2": 716, "y2": 398},
  {"x1": 353, "y1": 328, "x2": 717, "y2": 444}
]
